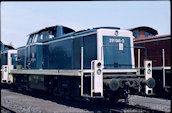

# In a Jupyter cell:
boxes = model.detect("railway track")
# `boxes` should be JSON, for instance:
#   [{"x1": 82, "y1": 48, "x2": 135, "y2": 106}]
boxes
[
  {"x1": 1, "y1": 88, "x2": 170, "y2": 113},
  {"x1": 1, "y1": 105, "x2": 18, "y2": 113}
]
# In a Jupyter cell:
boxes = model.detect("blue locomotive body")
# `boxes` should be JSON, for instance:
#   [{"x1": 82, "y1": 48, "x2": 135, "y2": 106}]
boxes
[
  {"x1": 8, "y1": 25, "x2": 155, "y2": 102},
  {"x1": 17, "y1": 26, "x2": 133, "y2": 70},
  {"x1": 17, "y1": 47, "x2": 25, "y2": 68}
]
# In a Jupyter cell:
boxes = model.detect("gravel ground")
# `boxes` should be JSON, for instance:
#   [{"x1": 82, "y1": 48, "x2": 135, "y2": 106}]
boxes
[
  {"x1": 1, "y1": 89, "x2": 171, "y2": 113},
  {"x1": 128, "y1": 95, "x2": 171, "y2": 112},
  {"x1": 1, "y1": 89, "x2": 89, "y2": 113}
]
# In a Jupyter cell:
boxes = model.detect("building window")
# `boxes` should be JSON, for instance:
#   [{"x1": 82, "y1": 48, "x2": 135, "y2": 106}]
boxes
[
  {"x1": 133, "y1": 30, "x2": 139, "y2": 38},
  {"x1": 145, "y1": 31, "x2": 149, "y2": 37},
  {"x1": 145, "y1": 31, "x2": 153, "y2": 38}
]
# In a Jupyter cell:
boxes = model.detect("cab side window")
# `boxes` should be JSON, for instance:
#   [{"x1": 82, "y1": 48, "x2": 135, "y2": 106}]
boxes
[
  {"x1": 32, "y1": 34, "x2": 38, "y2": 43},
  {"x1": 27, "y1": 36, "x2": 33, "y2": 45},
  {"x1": 37, "y1": 33, "x2": 43, "y2": 42},
  {"x1": 44, "y1": 31, "x2": 55, "y2": 40},
  {"x1": 48, "y1": 31, "x2": 54, "y2": 39}
]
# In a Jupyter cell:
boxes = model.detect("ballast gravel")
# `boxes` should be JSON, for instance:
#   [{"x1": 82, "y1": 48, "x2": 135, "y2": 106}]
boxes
[
  {"x1": 1, "y1": 89, "x2": 89, "y2": 113},
  {"x1": 128, "y1": 95, "x2": 171, "y2": 112},
  {"x1": 1, "y1": 89, "x2": 171, "y2": 113}
]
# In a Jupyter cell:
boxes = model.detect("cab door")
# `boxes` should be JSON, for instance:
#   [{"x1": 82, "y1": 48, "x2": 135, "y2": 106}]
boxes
[{"x1": 25, "y1": 36, "x2": 33, "y2": 69}]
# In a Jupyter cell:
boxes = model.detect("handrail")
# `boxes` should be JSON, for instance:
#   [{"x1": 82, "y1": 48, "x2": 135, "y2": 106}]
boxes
[{"x1": 81, "y1": 47, "x2": 84, "y2": 96}]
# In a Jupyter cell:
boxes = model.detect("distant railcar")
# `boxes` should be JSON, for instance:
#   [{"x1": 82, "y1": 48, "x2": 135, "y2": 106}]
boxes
[
  {"x1": 130, "y1": 26, "x2": 171, "y2": 98},
  {"x1": 2, "y1": 25, "x2": 155, "y2": 103},
  {"x1": 0, "y1": 42, "x2": 15, "y2": 67},
  {"x1": 1, "y1": 49, "x2": 17, "y2": 84}
]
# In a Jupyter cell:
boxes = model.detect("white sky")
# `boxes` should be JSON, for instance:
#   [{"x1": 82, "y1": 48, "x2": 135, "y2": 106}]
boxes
[{"x1": 1, "y1": 1, "x2": 170, "y2": 48}]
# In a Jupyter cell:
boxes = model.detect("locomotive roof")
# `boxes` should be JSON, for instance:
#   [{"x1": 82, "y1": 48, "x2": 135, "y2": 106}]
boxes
[
  {"x1": 26, "y1": 26, "x2": 122, "y2": 44},
  {"x1": 93, "y1": 26, "x2": 120, "y2": 30},
  {"x1": 0, "y1": 41, "x2": 15, "y2": 51},
  {"x1": 28, "y1": 25, "x2": 75, "y2": 36},
  {"x1": 74, "y1": 26, "x2": 120, "y2": 35},
  {"x1": 28, "y1": 25, "x2": 120, "y2": 36},
  {"x1": 40, "y1": 26, "x2": 121, "y2": 43}
]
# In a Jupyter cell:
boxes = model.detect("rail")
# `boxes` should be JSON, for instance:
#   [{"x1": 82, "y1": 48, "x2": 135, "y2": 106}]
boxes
[{"x1": 1, "y1": 105, "x2": 18, "y2": 113}]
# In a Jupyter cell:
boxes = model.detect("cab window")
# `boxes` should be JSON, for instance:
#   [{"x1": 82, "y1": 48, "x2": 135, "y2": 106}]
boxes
[
  {"x1": 27, "y1": 36, "x2": 33, "y2": 45},
  {"x1": 48, "y1": 31, "x2": 55, "y2": 39},
  {"x1": 32, "y1": 34, "x2": 38, "y2": 43},
  {"x1": 36, "y1": 33, "x2": 43, "y2": 42}
]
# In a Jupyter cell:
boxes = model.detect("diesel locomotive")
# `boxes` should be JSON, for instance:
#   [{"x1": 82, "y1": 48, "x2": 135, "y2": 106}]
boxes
[{"x1": 1, "y1": 25, "x2": 155, "y2": 103}]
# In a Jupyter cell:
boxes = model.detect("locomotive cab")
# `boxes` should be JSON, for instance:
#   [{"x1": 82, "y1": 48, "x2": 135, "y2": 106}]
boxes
[{"x1": 17, "y1": 25, "x2": 75, "y2": 69}]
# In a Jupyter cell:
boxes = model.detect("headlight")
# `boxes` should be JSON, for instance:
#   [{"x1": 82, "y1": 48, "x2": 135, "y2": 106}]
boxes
[
  {"x1": 147, "y1": 63, "x2": 151, "y2": 68},
  {"x1": 97, "y1": 62, "x2": 101, "y2": 68},
  {"x1": 147, "y1": 69, "x2": 151, "y2": 74},
  {"x1": 4, "y1": 66, "x2": 7, "y2": 72},
  {"x1": 97, "y1": 69, "x2": 102, "y2": 75}
]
